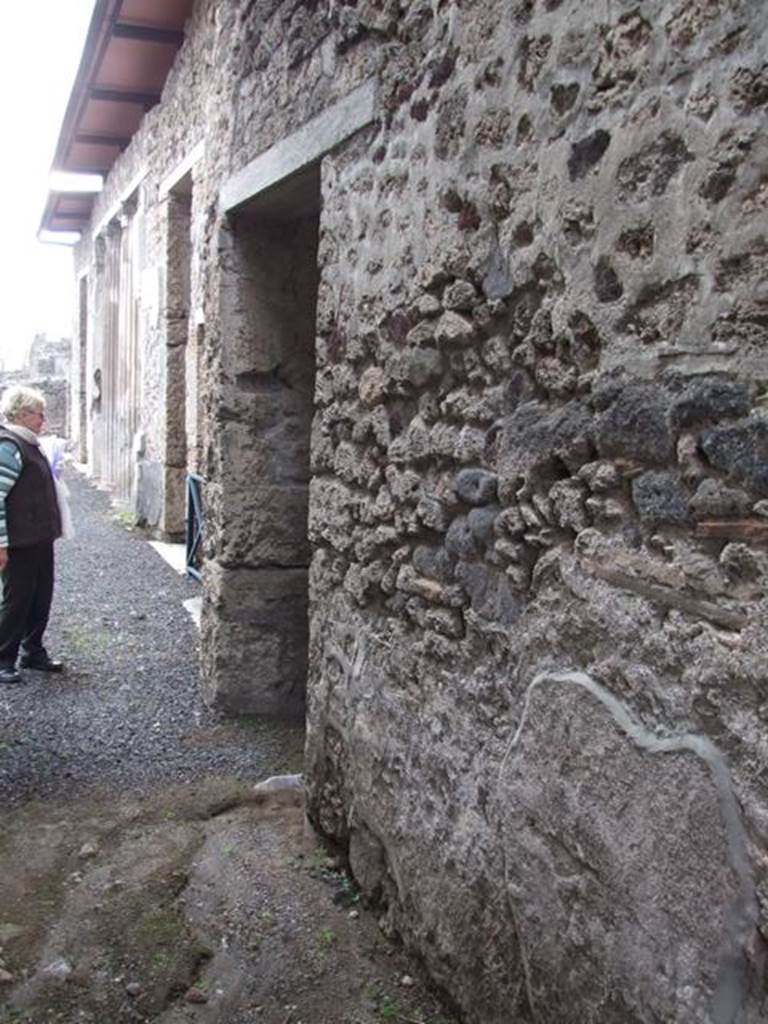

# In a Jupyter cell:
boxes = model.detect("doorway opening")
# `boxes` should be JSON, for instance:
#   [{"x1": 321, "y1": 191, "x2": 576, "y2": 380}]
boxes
[
  {"x1": 209, "y1": 164, "x2": 320, "y2": 715},
  {"x1": 77, "y1": 274, "x2": 88, "y2": 463},
  {"x1": 98, "y1": 197, "x2": 140, "y2": 508},
  {"x1": 162, "y1": 173, "x2": 193, "y2": 537}
]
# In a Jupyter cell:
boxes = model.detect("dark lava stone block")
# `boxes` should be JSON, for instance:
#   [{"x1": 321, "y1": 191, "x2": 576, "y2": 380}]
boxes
[
  {"x1": 631, "y1": 471, "x2": 689, "y2": 525},
  {"x1": 413, "y1": 544, "x2": 454, "y2": 583},
  {"x1": 670, "y1": 376, "x2": 751, "y2": 428},
  {"x1": 568, "y1": 129, "x2": 611, "y2": 180},
  {"x1": 455, "y1": 468, "x2": 498, "y2": 505},
  {"x1": 596, "y1": 382, "x2": 673, "y2": 464},
  {"x1": 455, "y1": 561, "x2": 520, "y2": 625},
  {"x1": 689, "y1": 478, "x2": 752, "y2": 518},
  {"x1": 468, "y1": 506, "x2": 500, "y2": 547},
  {"x1": 446, "y1": 515, "x2": 481, "y2": 559},
  {"x1": 699, "y1": 417, "x2": 768, "y2": 496}
]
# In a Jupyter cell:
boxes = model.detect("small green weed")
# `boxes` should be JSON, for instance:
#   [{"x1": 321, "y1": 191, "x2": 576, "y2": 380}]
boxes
[
  {"x1": 65, "y1": 626, "x2": 111, "y2": 655},
  {"x1": 366, "y1": 981, "x2": 403, "y2": 1021},
  {"x1": 112, "y1": 508, "x2": 137, "y2": 530},
  {"x1": 288, "y1": 843, "x2": 337, "y2": 879},
  {"x1": 307, "y1": 844, "x2": 333, "y2": 872},
  {"x1": 379, "y1": 993, "x2": 402, "y2": 1019},
  {"x1": 336, "y1": 872, "x2": 361, "y2": 906},
  {"x1": 364, "y1": 981, "x2": 456, "y2": 1024},
  {"x1": 315, "y1": 926, "x2": 337, "y2": 948}
]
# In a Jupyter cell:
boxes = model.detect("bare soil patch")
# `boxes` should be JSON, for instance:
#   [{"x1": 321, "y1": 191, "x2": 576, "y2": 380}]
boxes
[{"x1": 0, "y1": 777, "x2": 458, "y2": 1024}]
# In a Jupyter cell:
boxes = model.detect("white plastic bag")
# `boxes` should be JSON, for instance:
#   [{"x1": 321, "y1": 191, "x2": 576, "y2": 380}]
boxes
[
  {"x1": 40, "y1": 436, "x2": 75, "y2": 539},
  {"x1": 54, "y1": 477, "x2": 75, "y2": 540}
]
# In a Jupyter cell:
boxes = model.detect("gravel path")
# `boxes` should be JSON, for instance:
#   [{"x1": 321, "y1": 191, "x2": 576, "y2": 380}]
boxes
[{"x1": 0, "y1": 468, "x2": 305, "y2": 806}]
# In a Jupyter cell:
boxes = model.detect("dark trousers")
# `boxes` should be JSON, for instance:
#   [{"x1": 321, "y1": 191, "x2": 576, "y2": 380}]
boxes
[{"x1": 0, "y1": 542, "x2": 55, "y2": 667}]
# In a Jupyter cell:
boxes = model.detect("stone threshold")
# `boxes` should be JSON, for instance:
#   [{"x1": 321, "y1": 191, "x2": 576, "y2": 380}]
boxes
[{"x1": 147, "y1": 540, "x2": 202, "y2": 631}]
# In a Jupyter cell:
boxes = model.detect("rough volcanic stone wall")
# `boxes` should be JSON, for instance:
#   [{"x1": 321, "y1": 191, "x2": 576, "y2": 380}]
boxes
[
  {"x1": 302, "y1": 2, "x2": 768, "y2": 1022},
  {"x1": 70, "y1": 0, "x2": 768, "y2": 1019}
]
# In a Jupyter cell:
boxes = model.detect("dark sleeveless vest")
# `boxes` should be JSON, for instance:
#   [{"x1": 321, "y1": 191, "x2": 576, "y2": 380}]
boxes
[{"x1": 0, "y1": 428, "x2": 62, "y2": 547}]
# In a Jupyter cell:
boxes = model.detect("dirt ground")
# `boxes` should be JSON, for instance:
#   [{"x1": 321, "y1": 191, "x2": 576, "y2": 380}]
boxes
[
  {"x1": 0, "y1": 474, "x2": 459, "y2": 1024},
  {"x1": 0, "y1": 776, "x2": 459, "y2": 1024}
]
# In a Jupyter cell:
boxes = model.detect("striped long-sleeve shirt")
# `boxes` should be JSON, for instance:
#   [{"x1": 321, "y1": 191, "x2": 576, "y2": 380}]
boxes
[{"x1": 0, "y1": 440, "x2": 22, "y2": 547}]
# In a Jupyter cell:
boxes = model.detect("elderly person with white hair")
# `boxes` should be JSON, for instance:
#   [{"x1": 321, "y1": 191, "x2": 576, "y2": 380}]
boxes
[{"x1": 0, "y1": 385, "x2": 64, "y2": 684}]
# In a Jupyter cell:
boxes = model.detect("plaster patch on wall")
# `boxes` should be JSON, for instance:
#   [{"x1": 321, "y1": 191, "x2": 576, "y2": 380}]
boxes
[
  {"x1": 497, "y1": 669, "x2": 758, "y2": 1024},
  {"x1": 140, "y1": 266, "x2": 160, "y2": 328}
]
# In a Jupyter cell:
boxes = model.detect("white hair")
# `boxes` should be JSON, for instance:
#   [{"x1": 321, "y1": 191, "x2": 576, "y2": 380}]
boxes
[{"x1": 1, "y1": 385, "x2": 47, "y2": 421}]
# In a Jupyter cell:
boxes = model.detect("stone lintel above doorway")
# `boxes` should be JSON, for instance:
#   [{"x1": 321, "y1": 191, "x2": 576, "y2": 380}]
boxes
[{"x1": 219, "y1": 78, "x2": 378, "y2": 214}]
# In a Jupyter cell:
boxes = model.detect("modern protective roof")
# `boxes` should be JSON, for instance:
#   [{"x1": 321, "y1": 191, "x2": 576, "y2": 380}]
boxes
[{"x1": 40, "y1": 0, "x2": 194, "y2": 236}]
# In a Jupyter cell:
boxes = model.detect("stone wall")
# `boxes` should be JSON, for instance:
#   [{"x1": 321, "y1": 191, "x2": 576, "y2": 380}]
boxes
[
  {"x1": 27, "y1": 334, "x2": 71, "y2": 380},
  {"x1": 301, "y1": 2, "x2": 768, "y2": 1021},
  {"x1": 37, "y1": 377, "x2": 69, "y2": 439},
  {"x1": 71, "y1": 0, "x2": 768, "y2": 1020},
  {"x1": 0, "y1": 334, "x2": 71, "y2": 440},
  {"x1": 72, "y1": 0, "x2": 214, "y2": 525},
  {"x1": 0, "y1": 375, "x2": 69, "y2": 439}
]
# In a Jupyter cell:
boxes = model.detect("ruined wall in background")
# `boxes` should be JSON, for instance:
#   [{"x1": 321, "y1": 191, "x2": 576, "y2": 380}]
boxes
[
  {"x1": 0, "y1": 376, "x2": 69, "y2": 439},
  {"x1": 302, "y1": 2, "x2": 768, "y2": 1022},
  {"x1": 35, "y1": 378, "x2": 69, "y2": 439},
  {"x1": 27, "y1": 335, "x2": 71, "y2": 380}
]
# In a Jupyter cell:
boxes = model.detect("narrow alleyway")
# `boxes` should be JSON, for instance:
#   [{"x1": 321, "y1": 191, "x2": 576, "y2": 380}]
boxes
[
  {"x1": 0, "y1": 470, "x2": 458, "y2": 1024},
  {"x1": 0, "y1": 468, "x2": 305, "y2": 806}
]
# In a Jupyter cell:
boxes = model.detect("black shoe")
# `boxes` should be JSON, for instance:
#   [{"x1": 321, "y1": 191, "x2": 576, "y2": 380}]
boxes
[
  {"x1": 18, "y1": 654, "x2": 64, "y2": 673},
  {"x1": 0, "y1": 666, "x2": 22, "y2": 684}
]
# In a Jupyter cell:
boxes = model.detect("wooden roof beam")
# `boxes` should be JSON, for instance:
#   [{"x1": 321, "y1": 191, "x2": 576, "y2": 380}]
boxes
[
  {"x1": 75, "y1": 132, "x2": 131, "y2": 148},
  {"x1": 88, "y1": 85, "x2": 161, "y2": 109},
  {"x1": 60, "y1": 162, "x2": 115, "y2": 174},
  {"x1": 112, "y1": 22, "x2": 185, "y2": 46},
  {"x1": 51, "y1": 212, "x2": 91, "y2": 222}
]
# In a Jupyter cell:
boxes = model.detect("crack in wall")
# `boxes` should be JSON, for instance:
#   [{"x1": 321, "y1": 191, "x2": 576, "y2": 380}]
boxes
[
  {"x1": 497, "y1": 669, "x2": 758, "y2": 1024},
  {"x1": 319, "y1": 618, "x2": 761, "y2": 1021}
]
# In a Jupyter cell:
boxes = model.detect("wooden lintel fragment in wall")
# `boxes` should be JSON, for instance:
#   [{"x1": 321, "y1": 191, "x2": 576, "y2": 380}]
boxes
[
  {"x1": 581, "y1": 560, "x2": 747, "y2": 631},
  {"x1": 695, "y1": 519, "x2": 768, "y2": 541}
]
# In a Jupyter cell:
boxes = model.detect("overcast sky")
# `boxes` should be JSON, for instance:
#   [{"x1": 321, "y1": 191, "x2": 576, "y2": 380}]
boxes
[{"x1": 0, "y1": 1, "x2": 96, "y2": 370}]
